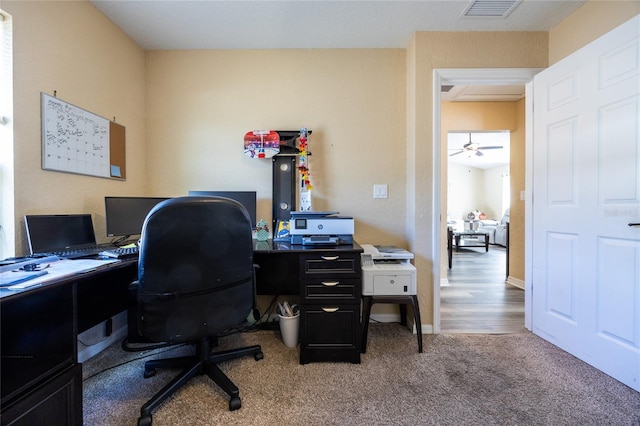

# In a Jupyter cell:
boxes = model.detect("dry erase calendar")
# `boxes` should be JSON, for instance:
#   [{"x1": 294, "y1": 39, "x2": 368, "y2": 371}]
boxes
[{"x1": 40, "y1": 93, "x2": 127, "y2": 179}]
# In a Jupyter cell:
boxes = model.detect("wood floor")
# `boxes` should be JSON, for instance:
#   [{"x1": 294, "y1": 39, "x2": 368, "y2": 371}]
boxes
[{"x1": 440, "y1": 244, "x2": 526, "y2": 334}]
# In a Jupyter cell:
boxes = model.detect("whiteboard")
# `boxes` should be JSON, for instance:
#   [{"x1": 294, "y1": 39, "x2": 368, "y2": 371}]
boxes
[{"x1": 41, "y1": 93, "x2": 111, "y2": 178}]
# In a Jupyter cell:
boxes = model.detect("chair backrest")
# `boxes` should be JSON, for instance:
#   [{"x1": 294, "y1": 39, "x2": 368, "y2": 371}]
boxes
[{"x1": 137, "y1": 196, "x2": 255, "y2": 343}]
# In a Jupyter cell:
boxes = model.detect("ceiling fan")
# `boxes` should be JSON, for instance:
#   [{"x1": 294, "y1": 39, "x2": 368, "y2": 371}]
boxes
[{"x1": 449, "y1": 132, "x2": 503, "y2": 157}]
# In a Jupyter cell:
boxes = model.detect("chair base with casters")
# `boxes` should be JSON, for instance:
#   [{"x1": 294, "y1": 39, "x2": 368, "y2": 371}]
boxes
[
  {"x1": 361, "y1": 295, "x2": 423, "y2": 353},
  {"x1": 137, "y1": 337, "x2": 263, "y2": 426}
]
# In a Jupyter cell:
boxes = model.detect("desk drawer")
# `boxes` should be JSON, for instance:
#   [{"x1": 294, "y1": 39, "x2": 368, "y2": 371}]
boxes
[
  {"x1": 301, "y1": 253, "x2": 360, "y2": 277},
  {"x1": 302, "y1": 278, "x2": 360, "y2": 302},
  {"x1": 1, "y1": 364, "x2": 82, "y2": 426},
  {"x1": 299, "y1": 304, "x2": 361, "y2": 364}
]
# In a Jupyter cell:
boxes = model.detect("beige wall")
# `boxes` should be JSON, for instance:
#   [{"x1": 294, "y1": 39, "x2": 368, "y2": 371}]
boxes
[
  {"x1": 145, "y1": 49, "x2": 408, "y2": 248},
  {"x1": 447, "y1": 163, "x2": 510, "y2": 222},
  {"x1": 144, "y1": 49, "x2": 408, "y2": 315},
  {"x1": 447, "y1": 163, "x2": 488, "y2": 221},
  {"x1": 147, "y1": 49, "x2": 407, "y2": 314},
  {"x1": 549, "y1": 0, "x2": 640, "y2": 64},
  {"x1": 5, "y1": 0, "x2": 147, "y2": 254},
  {"x1": 4, "y1": 0, "x2": 638, "y2": 330}
]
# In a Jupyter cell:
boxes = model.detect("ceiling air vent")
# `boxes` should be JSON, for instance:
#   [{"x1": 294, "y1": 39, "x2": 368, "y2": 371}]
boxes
[
  {"x1": 441, "y1": 85, "x2": 454, "y2": 93},
  {"x1": 461, "y1": 0, "x2": 523, "y2": 18}
]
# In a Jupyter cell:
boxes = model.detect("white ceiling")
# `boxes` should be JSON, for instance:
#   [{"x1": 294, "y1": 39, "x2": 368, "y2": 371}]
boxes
[
  {"x1": 89, "y1": 1, "x2": 575, "y2": 130},
  {"x1": 90, "y1": 0, "x2": 585, "y2": 50},
  {"x1": 448, "y1": 131, "x2": 510, "y2": 169},
  {"x1": 441, "y1": 84, "x2": 525, "y2": 102}
]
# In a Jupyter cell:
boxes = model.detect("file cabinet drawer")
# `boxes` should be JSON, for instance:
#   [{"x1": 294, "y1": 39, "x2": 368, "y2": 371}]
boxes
[
  {"x1": 302, "y1": 278, "x2": 360, "y2": 302},
  {"x1": 300, "y1": 253, "x2": 360, "y2": 277},
  {"x1": 299, "y1": 304, "x2": 361, "y2": 364}
]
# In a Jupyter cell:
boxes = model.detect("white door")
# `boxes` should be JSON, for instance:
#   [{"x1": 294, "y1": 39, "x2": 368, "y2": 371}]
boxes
[{"x1": 532, "y1": 15, "x2": 640, "y2": 392}]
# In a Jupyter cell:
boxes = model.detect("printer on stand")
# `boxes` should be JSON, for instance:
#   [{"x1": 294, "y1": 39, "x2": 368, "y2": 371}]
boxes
[
  {"x1": 289, "y1": 211, "x2": 354, "y2": 245},
  {"x1": 360, "y1": 244, "x2": 423, "y2": 353},
  {"x1": 361, "y1": 244, "x2": 416, "y2": 296}
]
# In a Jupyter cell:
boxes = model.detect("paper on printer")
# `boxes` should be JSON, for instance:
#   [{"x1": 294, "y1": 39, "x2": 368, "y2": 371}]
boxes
[{"x1": 361, "y1": 244, "x2": 413, "y2": 261}]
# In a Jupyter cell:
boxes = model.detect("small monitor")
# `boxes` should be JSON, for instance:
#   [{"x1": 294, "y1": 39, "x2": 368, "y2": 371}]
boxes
[
  {"x1": 25, "y1": 214, "x2": 97, "y2": 254},
  {"x1": 105, "y1": 197, "x2": 169, "y2": 237},
  {"x1": 188, "y1": 191, "x2": 257, "y2": 227}
]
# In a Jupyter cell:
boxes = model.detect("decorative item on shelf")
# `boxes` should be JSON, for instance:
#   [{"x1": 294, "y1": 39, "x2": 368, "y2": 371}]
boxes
[
  {"x1": 274, "y1": 220, "x2": 290, "y2": 242},
  {"x1": 243, "y1": 130, "x2": 280, "y2": 159},
  {"x1": 298, "y1": 127, "x2": 312, "y2": 211},
  {"x1": 255, "y1": 219, "x2": 270, "y2": 241}
]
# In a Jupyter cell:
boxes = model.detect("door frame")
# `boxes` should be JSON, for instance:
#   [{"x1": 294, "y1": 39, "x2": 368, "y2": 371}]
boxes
[{"x1": 432, "y1": 68, "x2": 541, "y2": 333}]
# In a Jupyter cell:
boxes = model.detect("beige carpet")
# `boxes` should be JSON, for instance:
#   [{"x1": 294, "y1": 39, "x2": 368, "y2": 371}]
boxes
[{"x1": 83, "y1": 323, "x2": 640, "y2": 425}]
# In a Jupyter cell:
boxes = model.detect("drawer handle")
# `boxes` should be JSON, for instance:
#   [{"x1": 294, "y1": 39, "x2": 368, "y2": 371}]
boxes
[
  {"x1": 322, "y1": 307, "x2": 339, "y2": 313},
  {"x1": 321, "y1": 281, "x2": 339, "y2": 286},
  {"x1": 321, "y1": 255, "x2": 339, "y2": 261}
]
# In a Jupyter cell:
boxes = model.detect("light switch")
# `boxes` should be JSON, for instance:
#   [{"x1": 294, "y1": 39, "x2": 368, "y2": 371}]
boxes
[
  {"x1": 373, "y1": 184, "x2": 388, "y2": 199},
  {"x1": 520, "y1": 190, "x2": 525, "y2": 201}
]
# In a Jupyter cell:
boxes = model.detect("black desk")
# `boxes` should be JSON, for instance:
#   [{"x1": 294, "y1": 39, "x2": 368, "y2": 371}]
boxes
[
  {"x1": 0, "y1": 259, "x2": 137, "y2": 426},
  {"x1": 252, "y1": 240, "x2": 302, "y2": 295},
  {"x1": 253, "y1": 240, "x2": 364, "y2": 364},
  {"x1": 252, "y1": 240, "x2": 362, "y2": 294},
  {"x1": 1, "y1": 241, "x2": 363, "y2": 424}
]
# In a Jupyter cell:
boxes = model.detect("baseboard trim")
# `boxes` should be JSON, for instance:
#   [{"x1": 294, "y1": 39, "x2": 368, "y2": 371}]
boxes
[
  {"x1": 506, "y1": 276, "x2": 524, "y2": 290},
  {"x1": 78, "y1": 325, "x2": 127, "y2": 363},
  {"x1": 440, "y1": 277, "x2": 451, "y2": 287}
]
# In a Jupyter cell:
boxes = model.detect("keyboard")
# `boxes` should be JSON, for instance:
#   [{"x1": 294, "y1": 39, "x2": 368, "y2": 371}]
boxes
[
  {"x1": 99, "y1": 246, "x2": 139, "y2": 259},
  {"x1": 34, "y1": 246, "x2": 111, "y2": 259}
]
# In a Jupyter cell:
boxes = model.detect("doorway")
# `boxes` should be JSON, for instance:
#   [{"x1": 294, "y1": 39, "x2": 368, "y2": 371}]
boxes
[
  {"x1": 442, "y1": 130, "x2": 516, "y2": 333},
  {"x1": 431, "y1": 68, "x2": 541, "y2": 334}
]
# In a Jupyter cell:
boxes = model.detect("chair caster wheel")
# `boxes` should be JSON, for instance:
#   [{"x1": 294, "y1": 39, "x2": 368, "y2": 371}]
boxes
[
  {"x1": 229, "y1": 396, "x2": 241, "y2": 411},
  {"x1": 254, "y1": 351, "x2": 264, "y2": 361},
  {"x1": 138, "y1": 414, "x2": 152, "y2": 426},
  {"x1": 143, "y1": 368, "x2": 156, "y2": 378}
]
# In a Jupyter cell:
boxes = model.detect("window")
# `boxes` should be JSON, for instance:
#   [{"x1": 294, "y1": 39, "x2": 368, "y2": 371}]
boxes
[{"x1": 0, "y1": 9, "x2": 14, "y2": 259}]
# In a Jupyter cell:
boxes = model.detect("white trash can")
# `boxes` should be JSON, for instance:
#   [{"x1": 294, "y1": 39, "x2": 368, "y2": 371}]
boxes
[{"x1": 278, "y1": 313, "x2": 300, "y2": 348}]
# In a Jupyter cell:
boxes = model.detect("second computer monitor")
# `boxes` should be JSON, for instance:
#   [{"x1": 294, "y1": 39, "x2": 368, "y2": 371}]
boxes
[
  {"x1": 105, "y1": 196, "x2": 169, "y2": 237},
  {"x1": 188, "y1": 191, "x2": 257, "y2": 227}
]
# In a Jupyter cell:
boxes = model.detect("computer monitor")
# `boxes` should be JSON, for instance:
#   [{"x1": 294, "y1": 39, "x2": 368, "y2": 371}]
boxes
[
  {"x1": 25, "y1": 214, "x2": 97, "y2": 254},
  {"x1": 104, "y1": 197, "x2": 169, "y2": 237},
  {"x1": 188, "y1": 191, "x2": 257, "y2": 227}
]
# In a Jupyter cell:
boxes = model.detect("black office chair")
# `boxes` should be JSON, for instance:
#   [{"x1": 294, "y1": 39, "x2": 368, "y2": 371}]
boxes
[{"x1": 132, "y1": 196, "x2": 263, "y2": 426}]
